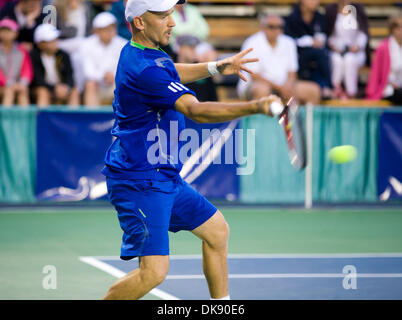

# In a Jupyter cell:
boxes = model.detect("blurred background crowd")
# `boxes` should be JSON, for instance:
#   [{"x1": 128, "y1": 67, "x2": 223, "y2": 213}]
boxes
[{"x1": 0, "y1": 0, "x2": 401, "y2": 108}]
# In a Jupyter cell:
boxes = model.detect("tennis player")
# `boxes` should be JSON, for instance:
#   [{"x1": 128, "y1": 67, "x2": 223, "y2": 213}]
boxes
[{"x1": 102, "y1": 0, "x2": 283, "y2": 300}]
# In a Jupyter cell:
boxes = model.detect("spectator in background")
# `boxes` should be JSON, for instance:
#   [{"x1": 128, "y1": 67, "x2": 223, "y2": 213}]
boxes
[
  {"x1": 171, "y1": 2, "x2": 217, "y2": 63},
  {"x1": 80, "y1": 12, "x2": 126, "y2": 106},
  {"x1": 366, "y1": 14, "x2": 402, "y2": 105},
  {"x1": 53, "y1": 0, "x2": 95, "y2": 98},
  {"x1": 285, "y1": 0, "x2": 333, "y2": 99},
  {"x1": 176, "y1": 35, "x2": 218, "y2": 102},
  {"x1": 0, "y1": 18, "x2": 32, "y2": 106},
  {"x1": 54, "y1": 0, "x2": 94, "y2": 40},
  {"x1": 325, "y1": 0, "x2": 369, "y2": 99},
  {"x1": 0, "y1": 1, "x2": 18, "y2": 12},
  {"x1": 0, "y1": 0, "x2": 46, "y2": 52},
  {"x1": 91, "y1": 0, "x2": 115, "y2": 15},
  {"x1": 237, "y1": 14, "x2": 321, "y2": 105},
  {"x1": 109, "y1": 0, "x2": 131, "y2": 40},
  {"x1": 168, "y1": 3, "x2": 218, "y2": 102},
  {"x1": 30, "y1": 23, "x2": 79, "y2": 107}
]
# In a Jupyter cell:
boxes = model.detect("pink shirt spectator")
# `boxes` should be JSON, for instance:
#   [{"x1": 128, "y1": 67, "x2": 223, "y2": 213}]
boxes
[
  {"x1": 366, "y1": 38, "x2": 391, "y2": 100},
  {"x1": 0, "y1": 43, "x2": 33, "y2": 87}
]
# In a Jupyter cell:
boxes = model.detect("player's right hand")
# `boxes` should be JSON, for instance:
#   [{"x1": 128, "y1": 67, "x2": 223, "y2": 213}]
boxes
[{"x1": 257, "y1": 95, "x2": 283, "y2": 117}]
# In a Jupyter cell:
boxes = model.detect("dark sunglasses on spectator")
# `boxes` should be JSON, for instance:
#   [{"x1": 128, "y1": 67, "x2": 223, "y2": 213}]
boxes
[{"x1": 265, "y1": 24, "x2": 284, "y2": 30}]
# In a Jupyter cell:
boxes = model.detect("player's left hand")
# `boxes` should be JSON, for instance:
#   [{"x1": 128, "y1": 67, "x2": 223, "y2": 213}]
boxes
[{"x1": 216, "y1": 48, "x2": 258, "y2": 82}]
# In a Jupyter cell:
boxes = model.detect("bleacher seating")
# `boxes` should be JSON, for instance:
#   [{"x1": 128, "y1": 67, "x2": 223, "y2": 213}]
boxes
[
  {"x1": 322, "y1": 99, "x2": 392, "y2": 107},
  {"x1": 187, "y1": 0, "x2": 401, "y2": 105}
]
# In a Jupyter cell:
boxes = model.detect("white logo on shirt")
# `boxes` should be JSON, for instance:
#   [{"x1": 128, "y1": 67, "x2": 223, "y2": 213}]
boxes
[{"x1": 168, "y1": 82, "x2": 189, "y2": 93}]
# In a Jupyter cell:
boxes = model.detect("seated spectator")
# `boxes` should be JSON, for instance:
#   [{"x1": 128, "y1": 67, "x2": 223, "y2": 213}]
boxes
[
  {"x1": 366, "y1": 14, "x2": 402, "y2": 105},
  {"x1": 0, "y1": 0, "x2": 17, "y2": 12},
  {"x1": 91, "y1": 0, "x2": 114, "y2": 16},
  {"x1": 177, "y1": 35, "x2": 218, "y2": 102},
  {"x1": 0, "y1": 0, "x2": 46, "y2": 52},
  {"x1": 326, "y1": 0, "x2": 369, "y2": 99},
  {"x1": 80, "y1": 12, "x2": 126, "y2": 107},
  {"x1": 53, "y1": 0, "x2": 95, "y2": 97},
  {"x1": 109, "y1": 0, "x2": 131, "y2": 40},
  {"x1": 54, "y1": 0, "x2": 94, "y2": 40},
  {"x1": 237, "y1": 14, "x2": 321, "y2": 105},
  {"x1": 30, "y1": 23, "x2": 79, "y2": 107},
  {"x1": 285, "y1": 0, "x2": 333, "y2": 99},
  {"x1": 0, "y1": 18, "x2": 32, "y2": 107},
  {"x1": 171, "y1": 3, "x2": 217, "y2": 63}
]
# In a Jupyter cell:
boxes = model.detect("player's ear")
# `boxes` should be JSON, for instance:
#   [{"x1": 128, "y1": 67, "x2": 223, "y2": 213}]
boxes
[{"x1": 132, "y1": 16, "x2": 145, "y2": 31}]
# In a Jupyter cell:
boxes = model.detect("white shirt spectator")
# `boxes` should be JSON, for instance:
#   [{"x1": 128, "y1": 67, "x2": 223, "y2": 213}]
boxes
[
  {"x1": 328, "y1": 13, "x2": 367, "y2": 97},
  {"x1": 237, "y1": 32, "x2": 298, "y2": 98},
  {"x1": 40, "y1": 54, "x2": 60, "y2": 86},
  {"x1": 67, "y1": 5, "x2": 87, "y2": 38},
  {"x1": 80, "y1": 34, "x2": 126, "y2": 85},
  {"x1": 384, "y1": 35, "x2": 402, "y2": 97},
  {"x1": 328, "y1": 13, "x2": 367, "y2": 53}
]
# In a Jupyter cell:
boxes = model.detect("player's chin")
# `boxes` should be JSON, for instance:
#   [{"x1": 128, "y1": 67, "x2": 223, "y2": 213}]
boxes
[{"x1": 161, "y1": 35, "x2": 171, "y2": 47}]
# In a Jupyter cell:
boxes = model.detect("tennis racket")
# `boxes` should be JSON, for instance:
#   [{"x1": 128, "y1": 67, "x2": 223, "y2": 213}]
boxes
[{"x1": 277, "y1": 97, "x2": 306, "y2": 170}]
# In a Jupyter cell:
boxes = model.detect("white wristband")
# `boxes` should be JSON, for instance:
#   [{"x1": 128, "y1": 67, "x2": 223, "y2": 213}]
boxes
[{"x1": 207, "y1": 61, "x2": 219, "y2": 76}]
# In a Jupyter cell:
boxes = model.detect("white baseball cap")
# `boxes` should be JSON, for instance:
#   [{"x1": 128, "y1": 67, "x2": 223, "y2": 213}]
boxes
[
  {"x1": 125, "y1": 0, "x2": 186, "y2": 22},
  {"x1": 34, "y1": 24, "x2": 60, "y2": 43},
  {"x1": 93, "y1": 12, "x2": 117, "y2": 29}
]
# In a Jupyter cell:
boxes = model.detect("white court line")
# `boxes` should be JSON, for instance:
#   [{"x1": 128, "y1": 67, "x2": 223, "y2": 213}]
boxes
[
  {"x1": 91, "y1": 253, "x2": 402, "y2": 261},
  {"x1": 79, "y1": 256, "x2": 180, "y2": 300},
  {"x1": 166, "y1": 273, "x2": 402, "y2": 280},
  {"x1": 79, "y1": 255, "x2": 402, "y2": 298}
]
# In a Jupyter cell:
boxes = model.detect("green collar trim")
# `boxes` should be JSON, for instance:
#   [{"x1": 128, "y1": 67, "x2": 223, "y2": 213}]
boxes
[{"x1": 130, "y1": 40, "x2": 166, "y2": 54}]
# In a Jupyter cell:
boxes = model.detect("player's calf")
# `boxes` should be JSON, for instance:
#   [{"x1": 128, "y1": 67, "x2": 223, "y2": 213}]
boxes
[{"x1": 103, "y1": 255, "x2": 169, "y2": 300}]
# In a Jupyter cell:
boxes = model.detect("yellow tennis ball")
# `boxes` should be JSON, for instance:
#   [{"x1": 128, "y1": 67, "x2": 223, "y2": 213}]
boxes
[{"x1": 328, "y1": 145, "x2": 357, "y2": 164}]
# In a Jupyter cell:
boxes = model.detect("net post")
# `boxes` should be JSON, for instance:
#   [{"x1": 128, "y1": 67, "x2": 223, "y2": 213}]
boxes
[{"x1": 305, "y1": 103, "x2": 314, "y2": 209}]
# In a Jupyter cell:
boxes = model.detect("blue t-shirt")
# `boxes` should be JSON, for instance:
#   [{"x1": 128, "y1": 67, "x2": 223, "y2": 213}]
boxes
[{"x1": 102, "y1": 41, "x2": 196, "y2": 180}]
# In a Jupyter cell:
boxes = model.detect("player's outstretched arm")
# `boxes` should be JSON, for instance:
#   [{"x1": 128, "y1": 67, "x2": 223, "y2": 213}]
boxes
[
  {"x1": 175, "y1": 93, "x2": 282, "y2": 124},
  {"x1": 175, "y1": 48, "x2": 258, "y2": 84}
]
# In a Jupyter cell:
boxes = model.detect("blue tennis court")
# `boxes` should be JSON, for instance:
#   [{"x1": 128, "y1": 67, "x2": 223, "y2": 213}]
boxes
[{"x1": 80, "y1": 254, "x2": 402, "y2": 300}]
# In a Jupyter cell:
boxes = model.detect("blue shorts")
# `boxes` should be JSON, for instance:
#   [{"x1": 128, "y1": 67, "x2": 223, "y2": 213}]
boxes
[{"x1": 106, "y1": 176, "x2": 217, "y2": 260}]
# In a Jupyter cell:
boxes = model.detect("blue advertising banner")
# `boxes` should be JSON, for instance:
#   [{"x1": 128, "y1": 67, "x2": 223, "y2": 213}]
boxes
[
  {"x1": 36, "y1": 110, "x2": 239, "y2": 202},
  {"x1": 36, "y1": 110, "x2": 115, "y2": 201},
  {"x1": 378, "y1": 111, "x2": 402, "y2": 201},
  {"x1": 182, "y1": 118, "x2": 240, "y2": 201}
]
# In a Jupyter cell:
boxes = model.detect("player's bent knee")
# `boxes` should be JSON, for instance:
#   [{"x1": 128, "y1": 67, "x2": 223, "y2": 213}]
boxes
[
  {"x1": 142, "y1": 267, "x2": 168, "y2": 287},
  {"x1": 220, "y1": 217, "x2": 230, "y2": 240},
  {"x1": 221, "y1": 220, "x2": 230, "y2": 243},
  {"x1": 139, "y1": 256, "x2": 169, "y2": 286},
  {"x1": 207, "y1": 212, "x2": 230, "y2": 250}
]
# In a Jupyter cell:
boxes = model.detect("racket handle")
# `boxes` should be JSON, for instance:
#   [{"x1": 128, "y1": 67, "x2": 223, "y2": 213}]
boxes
[{"x1": 270, "y1": 101, "x2": 284, "y2": 117}]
